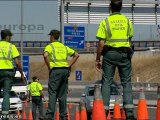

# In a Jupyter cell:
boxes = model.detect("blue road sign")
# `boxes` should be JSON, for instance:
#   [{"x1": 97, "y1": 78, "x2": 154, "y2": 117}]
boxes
[
  {"x1": 64, "y1": 26, "x2": 85, "y2": 49},
  {"x1": 23, "y1": 55, "x2": 29, "y2": 80},
  {"x1": 75, "y1": 70, "x2": 82, "y2": 81}
]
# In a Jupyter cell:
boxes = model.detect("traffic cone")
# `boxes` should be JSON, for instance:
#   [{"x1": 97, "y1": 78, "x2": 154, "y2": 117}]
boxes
[
  {"x1": 67, "y1": 107, "x2": 71, "y2": 120},
  {"x1": 80, "y1": 100, "x2": 87, "y2": 120},
  {"x1": 22, "y1": 109, "x2": 27, "y2": 120},
  {"x1": 137, "y1": 87, "x2": 149, "y2": 120},
  {"x1": 74, "y1": 105, "x2": 80, "y2": 120},
  {"x1": 121, "y1": 108, "x2": 126, "y2": 120},
  {"x1": 113, "y1": 96, "x2": 121, "y2": 120},
  {"x1": 45, "y1": 100, "x2": 48, "y2": 109},
  {"x1": 106, "y1": 110, "x2": 111, "y2": 120},
  {"x1": 68, "y1": 103, "x2": 73, "y2": 110},
  {"x1": 156, "y1": 85, "x2": 160, "y2": 120},
  {"x1": 16, "y1": 109, "x2": 21, "y2": 120},
  {"x1": 92, "y1": 84, "x2": 106, "y2": 120},
  {"x1": 55, "y1": 107, "x2": 59, "y2": 120},
  {"x1": 28, "y1": 108, "x2": 33, "y2": 120},
  {"x1": 24, "y1": 100, "x2": 28, "y2": 107}
]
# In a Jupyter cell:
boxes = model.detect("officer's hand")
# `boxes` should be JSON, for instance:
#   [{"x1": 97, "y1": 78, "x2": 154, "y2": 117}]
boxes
[
  {"x1": 95, "y1": 61, "x2": 102, "y2": 72},
  {"x1": 21, "y1": 74, "x2": 25, "y2": 81}
]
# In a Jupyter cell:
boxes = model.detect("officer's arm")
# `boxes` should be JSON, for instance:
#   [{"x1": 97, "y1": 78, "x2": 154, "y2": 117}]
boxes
[
  {"x1": 43, "y1": 52, "x2": 50, "y2": 71},
  {"x1": 68, "y1": 52, "x2": 79, "y2": 67},
  {"x1": 39, "y1": 83, "x2": 45, "y2": 101},
  {"x1": 40, "y1": 90, "x2": 45, "y2": 101},
  {"x1": 96, "y1": 40, "x2": 105, "y2": 62},
  {"x1": 27, "y1": 85, "x2": 31, "y2": 101},
  {"x1": 14, "y1": 57, "x2": 24, "y2": 80}
]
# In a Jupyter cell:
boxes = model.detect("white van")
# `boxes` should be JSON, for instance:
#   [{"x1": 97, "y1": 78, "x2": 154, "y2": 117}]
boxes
[{"x1": 11, "y1": 71, "x2": 28, "y2": 101}]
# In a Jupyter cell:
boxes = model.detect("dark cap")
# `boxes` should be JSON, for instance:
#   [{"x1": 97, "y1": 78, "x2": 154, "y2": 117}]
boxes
[
  {"x1": 1, "y1": 29, "x2": 13, "y2": 36},
  {"x1": 48, "y1": 29, "x2": 60, "y2": 35},
  {"x1": 32, "y1": 76, "x2": 39, "y2": 81}
]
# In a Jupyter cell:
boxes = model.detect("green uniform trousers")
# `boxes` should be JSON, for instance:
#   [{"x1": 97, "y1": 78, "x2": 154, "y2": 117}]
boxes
[
  {"x1": 0, "y1": 70, "x2": 14, "y2": 120},
  {"x1": 101, "y1": 50, "x2": 134, "y2": 119},
  {"x1": 45, "y1": 68, "x2": 69, "y2": 120},
  {"x1": 32, "y1": 96, "x2": 44, "y2": 120}
]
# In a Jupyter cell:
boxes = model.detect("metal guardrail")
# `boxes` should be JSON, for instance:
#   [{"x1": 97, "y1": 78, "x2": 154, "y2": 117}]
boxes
[{"x1": 13, "y1": 41, "x2": 160, "y2": 48}]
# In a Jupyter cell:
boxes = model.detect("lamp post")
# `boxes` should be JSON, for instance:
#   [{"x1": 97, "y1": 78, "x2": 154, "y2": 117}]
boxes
[
  {"x1": 60, "y1": 0, "x2": 64, "y2": 43},
  {"x1": 20, "y1": 0, "x2": 23, "y2": 67}
]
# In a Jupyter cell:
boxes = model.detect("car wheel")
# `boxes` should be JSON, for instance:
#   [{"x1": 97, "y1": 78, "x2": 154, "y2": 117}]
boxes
[{"x1": 87, "y1": 112, "x2": 92, "y2": 120}]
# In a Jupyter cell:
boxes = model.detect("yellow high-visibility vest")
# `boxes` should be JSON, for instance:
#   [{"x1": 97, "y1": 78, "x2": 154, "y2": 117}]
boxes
[
  {"x1": 0, "y1": 40, "x2": 20, "y2": 69},
  {"x1": 44, "y1": 41, "x2": 75, "y2": 69},
  {"x1": 28, "y1": 82, "x2": 43, "y2": 96},
  {"x1": 96, "y1": 12, "x2": 133, "y2": 48}
]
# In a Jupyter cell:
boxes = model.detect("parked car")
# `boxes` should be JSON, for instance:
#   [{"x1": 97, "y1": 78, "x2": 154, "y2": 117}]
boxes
[
  {"x1": 80, "y1": 84, "x2": 123, "y2": 119},
  {"x1": 0, "y1": 91, "x2": 23, "y2": 113},
  {"x1": 11, "y1": 71, "x2": 28, "y2": 101}
]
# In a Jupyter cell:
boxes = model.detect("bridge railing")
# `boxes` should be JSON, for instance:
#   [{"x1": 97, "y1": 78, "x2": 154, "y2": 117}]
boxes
[{"x1": 12, "y1": 41, "x2": 160, "y2": 48}]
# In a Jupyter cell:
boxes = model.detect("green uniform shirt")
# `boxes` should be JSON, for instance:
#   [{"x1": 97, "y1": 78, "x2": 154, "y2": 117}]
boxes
[
  {"x1": 96, "y1": 12, "x2": 133, "y2": 48},
  {"x1": 28, "y1": 82, "x2": 43, "y2": 96},
  {"x1": 44, "y1": 41, "x2": 75, "y2": 69},
  {"x1": 0, "y1": 41, "x2": 20, "y2": 69}
]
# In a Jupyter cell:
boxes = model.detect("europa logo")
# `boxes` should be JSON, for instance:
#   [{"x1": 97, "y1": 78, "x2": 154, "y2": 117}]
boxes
[{"x1": 0, "y1": 24, "x2": 44, "y2": 33}]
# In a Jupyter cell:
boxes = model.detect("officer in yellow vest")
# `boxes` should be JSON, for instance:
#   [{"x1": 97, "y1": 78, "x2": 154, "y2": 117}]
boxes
[
  {"x1": 0, "y1": 29, "x2": 24, "y2": 120},
  {"x1": 95, "y1": 0, "x2": 135, "y2": 119},
  {"x1": 28, "y1": 76, "x2": 45, "y2": 120},
  {"x1": 44, "y1": 29, "x2": 79, "y2": 120}
]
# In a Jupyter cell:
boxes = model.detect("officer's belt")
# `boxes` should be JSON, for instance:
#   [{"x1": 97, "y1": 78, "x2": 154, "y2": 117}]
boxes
[
  {"x1": 32, "y1": 96, "x2": 41, "y2": 97},
  {"x1": 51, "y1": 67, "x2": 68, "y2": 70},
  {"x1": 0, "y1": 69, "x2": 14, "y2": 72},
  {"x1": 105, "y1": 46, "x2": 130, "y2": 53}
]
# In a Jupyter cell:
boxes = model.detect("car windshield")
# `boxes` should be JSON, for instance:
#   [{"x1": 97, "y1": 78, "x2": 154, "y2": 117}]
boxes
[
  {"x1": 13, "y1": 77, "x2": 27, "y2": 86},
  {"x1": 88, "y1": 86, "x2": 120, "y2": 96},
  {"x1": 0, "y1": 91, "x2": 17, "y2": 98}
]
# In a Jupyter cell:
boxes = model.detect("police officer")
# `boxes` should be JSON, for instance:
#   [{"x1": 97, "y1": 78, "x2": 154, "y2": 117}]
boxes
[
  {"x1": 28, "y1": 76, "x2": 45, "y2": 120},
  {"x1": 95, "y1": 0, "x2": 135, "y2": 119},
  {"x1": 44, "y1": 29, "x2": 79, "y2": 120},
  {"x1": 0, "y1": 29, "x2": 24, "y2": 120}
]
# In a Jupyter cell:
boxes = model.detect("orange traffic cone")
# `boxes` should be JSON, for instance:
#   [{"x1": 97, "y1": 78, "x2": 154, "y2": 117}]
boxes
[
  {"x1": 156, "y1": 85, "x2": 160, "y2": 120},
  {"x1": 22, "y1": 109, "x2": 27, "y2": 120},
  {"x1": 113, "y1": 96, "x2": 121, "y2": 120},
  {"x1": 156, "y1": 98, "x2": 160, "y2": 120},
  {"x1": 106, "y1": 110, "x2": 111, "y2": 120},
  {"x1": 74, "y1": 105, "x2": 80, "y2": 120},
  {"x1": 45, "y1": 100, "x2": 48, "y2": 109},
  {"x1": 80, "y1": 100, "x2": 87, "y2": 120},
  {"x1": 16, "y1": 109, "x2": 21, "y2": 120},
  {"x1": 24, "y1": 100, "x2": 28, "y2": 107},
  {"x1": 68, "y1": 103, "x2": 73, "y2": 110},
  {"x1": 121, "y1": 108, "x2": 126, "y2": 120},
  {"x1": 137, "y1": 87, "x2": 148, "y2": 120},
  {"x1": 67, "y1": 107, "x2": 71, "y2": 120},
  {"x1": 55, "y1": 107, "x2": 59, "y2": 120},
  {"x1": 28, "y1": 108, "x2": 33, "y2": 120},
  {"x1": 92, "y1": 84, "x2": 106, "y2": 120}
]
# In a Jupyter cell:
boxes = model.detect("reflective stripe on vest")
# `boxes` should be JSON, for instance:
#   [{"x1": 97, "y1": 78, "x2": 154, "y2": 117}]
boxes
[
  {"x1": 105, "y1": 18, "x2": 130, "y2": 42},
  {"x1": 50, "y1": 43, "x2": 68, "y2": 62},
  {"x1": 0, "y1": 43, "x2": 12, "y2": 60}
]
